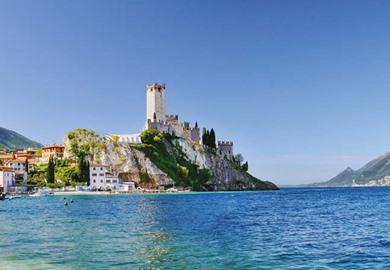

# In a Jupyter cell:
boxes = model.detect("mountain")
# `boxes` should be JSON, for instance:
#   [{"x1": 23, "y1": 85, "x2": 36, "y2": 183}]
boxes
[
  {"x1": 312, "y1": 152, "x2": 390, "y2": 187},
  {"x1": 312, "y1": 167, "x2": 357, "y2": 187},
  {"x1": 0, "y1": 127, "x2": 43, "y2": 150}
]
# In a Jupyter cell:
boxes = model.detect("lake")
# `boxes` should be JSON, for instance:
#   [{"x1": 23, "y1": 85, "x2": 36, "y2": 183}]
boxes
[{"x1": 1, "y1": 188, "x2": 390, "y2": 269}]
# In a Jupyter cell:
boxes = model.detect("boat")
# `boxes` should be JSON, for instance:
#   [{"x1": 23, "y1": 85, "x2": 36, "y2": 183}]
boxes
[
  {"x1": 30, "y1": 189, "x2": 49, "y2": 197},
  {"x1": 0, "y1": 193, "x2": 5, "y2": 200}
]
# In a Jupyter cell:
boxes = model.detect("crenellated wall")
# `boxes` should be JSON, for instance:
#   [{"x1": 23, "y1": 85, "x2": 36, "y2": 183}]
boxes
[{"x1": 217, "y1": 141, "x2": 234, "y2": 158}]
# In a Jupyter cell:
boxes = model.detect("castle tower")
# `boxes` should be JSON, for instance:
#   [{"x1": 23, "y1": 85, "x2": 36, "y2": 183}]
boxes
[{"x1": 146, "y1": 83, "x2": 166, "y2": 122}]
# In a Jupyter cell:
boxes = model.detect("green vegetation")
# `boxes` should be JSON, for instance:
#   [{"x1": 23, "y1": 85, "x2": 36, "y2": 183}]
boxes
[
  {"x1": 134, "y1": 129, "x2": 211, "y2": 191},
  {"x1": 77, "y1": 152, "x2": 90, "y2": 186},
  {"x1": 0, "y1": 127, "x2": 43, "y2": 150},
  {"x1": 29, "y1": 159, "x2": 81, "y2": 188},
  {"x1": 25, "y1": 159, "x2": 29, "y2": 173},
  {"x1": 202, "y1": 128, "x2": 216, "y2": 149},
  {"x1": 47, "y1": 156, "x2": 55, "y2": 183}
]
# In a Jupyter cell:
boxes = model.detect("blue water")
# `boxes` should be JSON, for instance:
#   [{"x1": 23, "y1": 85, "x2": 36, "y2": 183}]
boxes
[{"x1": 1, "y1": 188, "x2": 390, "y2": 269}]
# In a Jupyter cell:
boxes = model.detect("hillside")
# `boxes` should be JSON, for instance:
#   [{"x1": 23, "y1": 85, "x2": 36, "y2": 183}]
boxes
[
  {"x1": 0, "y1": 127, "x2": 43, "y2": 150},
  {"x1": 312, "y1": 152, "x2": 390, "y2": 187},
  {"x1": 311, "y1": 167, "x2": 357, "y2": 187},
  {"x1": 63, "y1": 128, "x2": 279, "y2": 191}
]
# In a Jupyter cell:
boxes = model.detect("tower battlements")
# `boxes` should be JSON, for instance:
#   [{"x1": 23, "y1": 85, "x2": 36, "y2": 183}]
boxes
[
  {"x1": 166, "y1": 114, "x2": 178, "y2": 119},
  {"x1": 218, "y1": 141, "x2": 233, "y2": 146},
  {"x1": 146, "y1": 83, "x2": 166, "y2": 91}
]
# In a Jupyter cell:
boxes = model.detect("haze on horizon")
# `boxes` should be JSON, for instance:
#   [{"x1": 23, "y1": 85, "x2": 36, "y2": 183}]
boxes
[{"x1": 1, "y1": 0, "x2": 390, "y2": 186}]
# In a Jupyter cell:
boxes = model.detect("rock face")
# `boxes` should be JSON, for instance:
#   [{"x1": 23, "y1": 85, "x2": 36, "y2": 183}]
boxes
[
  {"x1": 174, "y1": 138, "x2": 278, "y2": 191},
  {"x1": 64, "y1": 129, "x2": 279, "y2": 191}
]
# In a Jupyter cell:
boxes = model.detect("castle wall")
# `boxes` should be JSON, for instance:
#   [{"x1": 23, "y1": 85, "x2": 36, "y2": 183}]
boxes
[
  {"x1": 166, "y1": 114, "x2": 179, "y2": 126},
  {"x1": 217, "y1": 141, "x2": 233, "y2": 158},
  {"x1": 184, "y1": 128, "x2": 200, "y2": 143},
  {"x1": 146, "y1": 119, "x2": 185, "y2": 138}
]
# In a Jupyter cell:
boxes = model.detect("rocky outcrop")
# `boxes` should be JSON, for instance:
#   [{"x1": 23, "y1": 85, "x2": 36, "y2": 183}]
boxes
[
  {"x1": 64, "y1": 129, "x2": 279, "y2": 191},
  {"x1": 174, "y1": 136, "x2": 278, "y2": 191}
]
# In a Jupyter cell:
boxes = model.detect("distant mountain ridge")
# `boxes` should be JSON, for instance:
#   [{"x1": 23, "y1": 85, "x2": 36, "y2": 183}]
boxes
[
  {"x1": 312, "y1": 152, "x2": 390, "y2": 187},
  {"x1": 0, "y1": 127, "x2": 43, "y2": 150}
]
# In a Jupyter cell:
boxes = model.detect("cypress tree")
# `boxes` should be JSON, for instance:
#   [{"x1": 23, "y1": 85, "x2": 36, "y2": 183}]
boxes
[
  {"x1": 47, "y1": 155, "x2": 55, "y2": 183},
  {"x1": 24, "y1": 159, "x2": 29, "y2": 173},
  {"x1": 195, "y1": 122, "x2": 198, "y2": 129},
  {"x1": 206, "y1": 130, "x2": 210, "y2": 147},
  {"x1": 77, "y1": 152, "x2": 90, "y2": 185},
  {"x1": 242, "y1": 161, "x2": 249, "y2": 171},
  {"x1": 210, "y1": 129, "x2": 216, "y2": 149},
  {"x1": 202, "y1": 128, "x2": 207, "y2": 146}
]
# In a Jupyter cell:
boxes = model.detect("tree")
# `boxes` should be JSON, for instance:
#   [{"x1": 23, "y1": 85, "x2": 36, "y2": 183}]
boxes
[
  {"x1": 209, "y1": 129, "x2": 216, "y2": 149},
  {"x1": 184, "y1": 121, "x2": 190, "y2": 129},
  {"x1": 77, "y1": 152, "x2": 90, "y2": 185},
  {"x1": 234, "y1": 153, "x2": 244, "y2": 166},
  {"x1": 242, "y1": 161, "x2": 248, "y2": 171},
  {"x1": 24, "y1": 159, "x2": 29, "y2": 173},
  {"x1": 153, "y1": 112, "x2": 157, "y2": 120},
  {"x1": 202, "y1": 128, "x2": 207, "y2": 146},
  {"x1": 195, "y1": 122, "x2": 198, "y2": 129},
  {"x1": 205, "y1": 130, "x2": 210, "y2": 147},
  {"x1": 47, "y1": 155, "x2": 55, "y2": 183},
  {"x1": 35, "y1": 149, "x2": 42, "y2": 158}
]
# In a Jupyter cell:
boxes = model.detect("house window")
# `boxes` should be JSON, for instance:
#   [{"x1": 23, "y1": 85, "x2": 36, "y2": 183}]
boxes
[
  {"x1": 100, "y1": 168, "x2": 103, "y2": 170},
  {"x1": 106, "y1": 180, "x2": 111, "y2": 183},
  {"x1": 93, "y1": 180, "x2": 96, "y2": 183},
  {"x1": 112, "y1": 180, "x2": 117, "y2": 183},
  {"x1": 93, "y1": 167, "x2": 96, "y2": 170},
  {"x1": 100, "y1": 180, "x2": 103, "y2": 183},
  {"x1": 92, "y1": 173, "x2": 97, "y2": 176},
  {"x1": 99, "y1": 173, "x2": 104, "y2": 176}
]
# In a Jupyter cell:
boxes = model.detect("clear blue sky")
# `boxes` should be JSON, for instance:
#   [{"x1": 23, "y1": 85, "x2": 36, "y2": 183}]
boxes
[{"x1": 1, "y1": 0, "x2": 390, "y2": 185}]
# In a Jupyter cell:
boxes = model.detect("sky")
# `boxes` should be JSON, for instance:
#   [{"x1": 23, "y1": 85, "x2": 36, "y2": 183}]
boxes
[{"x1": 1, "y1": 0, "x2": 390, "y2": 185}]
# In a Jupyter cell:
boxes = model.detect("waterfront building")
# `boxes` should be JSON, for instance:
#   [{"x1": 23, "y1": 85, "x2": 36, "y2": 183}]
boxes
[
  {"x1": 89, "y1": 164, "x2": 135, "y2": 192},
  {"x1": 0, "y1": 167, "x2": 14, "y2": 193}
]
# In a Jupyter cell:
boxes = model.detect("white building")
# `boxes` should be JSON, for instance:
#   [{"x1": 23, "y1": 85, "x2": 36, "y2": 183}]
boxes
[
  {"x1": 6, "y1": 159, "x2": 30, "y2": 183},
  {"x1": 89, "y1": 164, "x2": 135, "y2": 192},
  {"x1": 0, "y1": 167, "x2": 14, "y2": 193}
]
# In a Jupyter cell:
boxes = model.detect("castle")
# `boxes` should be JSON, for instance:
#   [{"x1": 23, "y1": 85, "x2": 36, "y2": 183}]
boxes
[
  {"x1": 114, "y1": 83, "x2": 233, "y2": 158},
  {"x1": 144, "y1": 83, "x2": 200, "y2": 143}
]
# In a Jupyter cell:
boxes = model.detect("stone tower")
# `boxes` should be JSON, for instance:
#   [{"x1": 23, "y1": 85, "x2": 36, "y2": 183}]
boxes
[{"x1": 146, "y1": 83, "x2": 166, "y2": 122}]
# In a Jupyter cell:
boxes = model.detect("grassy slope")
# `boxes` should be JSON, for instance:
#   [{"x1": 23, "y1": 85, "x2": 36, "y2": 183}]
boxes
[{"x1": 0, "y1": 127, "x2": 43, "y2": 149}]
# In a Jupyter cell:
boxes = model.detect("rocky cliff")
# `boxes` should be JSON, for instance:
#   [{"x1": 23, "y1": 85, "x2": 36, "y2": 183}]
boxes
[{"x1": 64, "y1": 128, "x2": 279, "y2": 191}]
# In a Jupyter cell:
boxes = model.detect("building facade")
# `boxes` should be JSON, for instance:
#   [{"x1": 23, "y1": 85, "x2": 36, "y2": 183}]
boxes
[
  {"x1": 0, "y1": 167, "x2": 14, "y2": 193},
  {"x1": 89, "y1": 164, "x2": 135, "y2": 192},
  {"x1": 42, "y1": 144, "x2": 65, "y2": 160}
]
